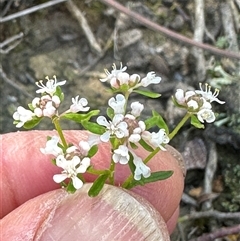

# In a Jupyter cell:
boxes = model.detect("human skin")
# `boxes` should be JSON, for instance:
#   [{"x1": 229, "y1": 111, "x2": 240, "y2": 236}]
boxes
[{"x1": 0, "y1": 130, "x2": 185, "y2": 240}]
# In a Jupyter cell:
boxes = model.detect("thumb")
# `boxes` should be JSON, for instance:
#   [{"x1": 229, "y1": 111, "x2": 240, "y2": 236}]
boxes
[{"x1": 1, "y1": 184, "x2": 170, "y2": 241}]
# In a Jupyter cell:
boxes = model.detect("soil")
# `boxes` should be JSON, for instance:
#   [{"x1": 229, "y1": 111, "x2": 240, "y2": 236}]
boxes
[{"x1": 1, "y1": 0, "x2": 240, "y2": 240}]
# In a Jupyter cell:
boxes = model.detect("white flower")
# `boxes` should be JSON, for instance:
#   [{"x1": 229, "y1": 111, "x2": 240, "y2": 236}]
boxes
[
  {"x1": 142, "y1": 129, "x2": 169, "y2": 150},
  {"x1": 129, "y1": 74, "x2": 140, "y2": 86},
  {"x1": 53, "y1": 155, "x2": 90, "y2": 189},
  {"x1": 113, "y1": 145, "x2": 130, "y2": 164},
  {"x1": 130, "y1": 101, "x2": 144, "y2": 117},
  {"x1": 40, "y1": 136, "x2": 63, "y2": 156},
  {"x1": 140, "y1": 72, "x2": 161, "y2": 87},
  {"x1": 175, "y1": 89, "x2": 196, "y2": 106},
  {"x1": 33, "y1": 95, "x2": 60, "y2": 118},
  {"x1": 128, "y1": 121, "x2": 146, "y2": 143},
  {"x1": 13, "y1": 106, "x2": 34, "y2": 128},
  {"x1": 108, "y1": 94, "x2": 126, "y2": 114},
  {"x1": 132, "y1": 152, "x2": 151, "y2": 180},
  {"x1": 187, "y1": 99, "x2": 199, "y2": 110},
  {"x1": 78, "y1": 140, "x2": 91, "y2": 156},
  {"x1": 97, "y1": 114, "x2": 129, "y2": 142},
  {"x1": 42, "y1": 101, "x2": 57, "y2": 117},
  {"x1": 195, "y1": 83, "x2": 225, "y2": 104},
  {"x1": 197, "y1": 108, "x2": 215, "y2": 123},
  {"x1": 100, "y1": 63, "x2": 127, "y2": 84},
  {"x1": 36, "y1": 75, "x2": 66, "y2": 95},
  {"x1": 117, "y1": 72, "x2": 130, "y2": 85},
  {"x1": 70, "y1": 96, "x2": 90, "y2": 113}
]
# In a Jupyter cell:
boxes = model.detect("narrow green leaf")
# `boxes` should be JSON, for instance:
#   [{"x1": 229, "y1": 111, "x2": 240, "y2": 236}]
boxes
[
  {"x1": 126, "y1": 170, "x2": 173, "y2": 189},
  {"x1": 144, "y1": 116, "x2": 159, "y2": 129},
  {"x1": 152, "y1": 110, "x2": 169, "y2": 134},
  {"x1": 107, "y1": 107, "x2": 114, "y2": 119},
  {"x1": 55, "y1": 86, "x2": 64, "y2": 102},
  {"x1": 128, "y1": 152, "x2": 135, "y2": 175},
  {"x1": 139, "y1": 139, "x2": 154, "y2": 152},
  {"x1": 191, "y1": 115, "x2": 205, "y2": 129},
  {"x1": 23, "y1": 116, "x2": 43, "y2": 129},
  {"x1": 133, "y1": 89, "x2": 161, "y2": 98},
  {"x1": 62, "y1": 110, "x2": 100, "y2": 123},
  {"x1": 142, "y1": 170, "x2": 173, "y2": 183},
  {"x1": 88, "y1": 145, "x2": 98, "y2": 157},
  {"x1": 28, "y1": 103, "x2": 34, "y2": 111},
  {"x1": 81, "y1": 121, "x2": 105, "y2": 134},
  {"x1": 88, "y1": 173, "x2": 109, "y2": 197},
  {"x1": 66, "y1": 181, "x2": 76, "y2": 193}
]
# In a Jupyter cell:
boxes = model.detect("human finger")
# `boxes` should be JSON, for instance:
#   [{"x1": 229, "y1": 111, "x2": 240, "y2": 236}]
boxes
[
  {"x1": 1, "y1": 130, "x2": 185, "y2": 223},
  {"x1": 1, "y1": 184, "x2": 171, "y2": 241}
]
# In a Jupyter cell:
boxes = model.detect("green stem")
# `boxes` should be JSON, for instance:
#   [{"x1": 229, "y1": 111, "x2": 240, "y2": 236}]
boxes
[
  {"x1": 53, "y1": 118, "x2": 68, "y2": 148},
  {"x1": 169, "y1": 112, "x2": 191, "y2": 140},
  {"x1": 87, "y1": 167, "x2": 109, "y2": 175},
  {"x1": 108, "y1": 160, "x2": 115, "y2": 185},
  {"x1": 121, "y1": 174, "x2": 133, "y2": 189},
  {"x1": 122, "y1": 147, "x2": 160, "y2": 189}
]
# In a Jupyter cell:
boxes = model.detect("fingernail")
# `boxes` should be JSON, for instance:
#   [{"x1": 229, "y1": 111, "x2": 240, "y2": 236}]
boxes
[
  {"x1": 166, "y1": 145, "x2": 186, "y2": 177},
  {"x1": 38, "y1": 184, "x2": 170, "y2": 241}
]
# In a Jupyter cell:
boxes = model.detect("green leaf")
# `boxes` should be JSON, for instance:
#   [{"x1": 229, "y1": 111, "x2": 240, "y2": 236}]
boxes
[
  {"x1": 144, "y1": 111, "x2": 169, "y2": 134},
  {"x1": 66, "y1": 181, "x2": 76, "y2": 193},
  {"x1": 55, "y1": 86, "x2": 64, "y2": 102},
  {"x1": 126, "y1": 170, "x2": 173, "y2": 189},
  {"x1": 190, "y1": 115, "x2": 205, "y2": 129},
  {"x1": 28, "y1": 103, "x2": 34, "y2": 111},
  {"x1": 128, "y1": 152, "x2": 135, "y2": 175},
  {"x1": 88, "y1": 173, "x2": 109, "y2": 197},
  {"x1": 139, "y1": 138, "x2": 154, "y2": 152},
  {"x1": 107, "y1": 107, "x2": 114, "y2": 119},
  {"x1": 23, "y1": 116, "x2": 43, "y2": 129},
  {"x1": 152, "y1": 110, "x2": 169, "y2": 134},
  {"x1": 81, "y1": 121, "x2": 105, "y2": 134},
  {"x1": 62, "y1": 110, "x2": 100, "y2": 123},
  {"x1": 144, "y1": 116, "x2": 159, "y2": 129},
  {"x1": 133, "y1": 89, "x2": 161, "y2": 98},
  {"x1": 88, "y1": 145, "x2": 98, "y2": 157}
]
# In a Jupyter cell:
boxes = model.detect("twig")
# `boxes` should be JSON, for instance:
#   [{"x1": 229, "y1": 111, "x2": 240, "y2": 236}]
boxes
[
  {"x1": 188, "y1": 224, "x2": 240, "y2": 241},
  {"x1": 193, "y1": 0, "x2": 206, "y2": 82},
  {"x1": 179, "y1": 210, "x2": 240, "y2": 222},
  {"x1": 99, "y1": 0, "x2": 240, "y2": 60},
  {"x1": 0, "y1": 66, "x2": 33, "y2": 98},
  {"x1": 202, "y1": 141, "x2": 217, "y2": 210},
  {"x1": 221, "y1": 1, "x2": 239, "y2": 52},
  {"x1": 0, "y1": 0, "x2": 68, "y2": 23},
  {"x1": 0, "y1": 32, "x2": 24, "y2": 54},
  {"x1": 78, "y1": 31, "x2": 114, "y2": 76},
  {"x1": 66, "y1": 0, "x2": 102, "y2": 55},
  {"x1": 0, "y1": 0, "x2": 14, "y2": 17},
  {"x1": 181, "y1": 193, "x2": 198, "y2": 207}
]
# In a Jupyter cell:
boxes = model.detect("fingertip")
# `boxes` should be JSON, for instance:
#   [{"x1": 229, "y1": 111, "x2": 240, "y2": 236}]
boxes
[{"x1": 2, "y1": 184, "x2": 170, "y2": 241}]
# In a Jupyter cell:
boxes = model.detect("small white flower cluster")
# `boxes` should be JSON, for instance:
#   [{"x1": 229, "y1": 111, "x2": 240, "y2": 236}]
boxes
[
  {"x1": 97, "y1": 93, "x2": 169, "y2": 180},
  {"x1": 174, "y1": 83, "x2": 225, "y2": 123},
  {"x1": 13, "y1": 75, "x2": 90, "y2": 128},
  {"x1": 100, "y1": 63, "x2": 161, "y2": 91},
  {"x1": 12, "y1": 63, "x2": 225, "y2": 194},
  {"x1": 41, "y1": 136, "x2": 91, "y2": 189}
]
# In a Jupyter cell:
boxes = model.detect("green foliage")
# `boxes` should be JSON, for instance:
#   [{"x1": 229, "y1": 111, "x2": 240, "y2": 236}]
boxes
[
  {"x1": 88, "y1": 173, "x2": 110, "y2": 197},
  {"x1": 125, "y1": 170, "x2": 173, "y2": 189},
  {"x1": 145, "y1": 110, "x2": 169, "y2": 133},
  {"x1": 23, "y1": 116, "x2": 43, "y2": 129},
  {"x1": 190, "y1": 115, "x2": 204, "y2": 129},
  {"x1": 62, "y1": 110, "x2": 100, "y2": 123},
  {"x1": 133, "y1": 89, "x2": 161, "y2": 98}
]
